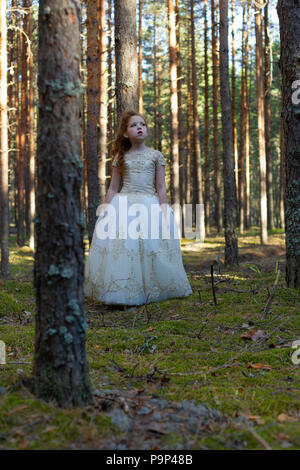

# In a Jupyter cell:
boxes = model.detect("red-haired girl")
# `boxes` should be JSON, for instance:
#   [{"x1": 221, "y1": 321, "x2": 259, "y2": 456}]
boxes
[{"x1": 84, "y1": 110, "x2": 192, "y2": 306}]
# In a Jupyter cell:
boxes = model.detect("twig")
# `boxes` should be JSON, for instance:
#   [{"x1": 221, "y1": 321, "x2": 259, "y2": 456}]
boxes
[
  {"x1": 6, "y1": 361, "x2": 31, "y2": 365},
  {"x1": 246, "y1": 425, "x2": 272, "y2": 450},
  {"x1": 107, "y1": 355, "x2": 126, "y2": 373},
  {"x1": 210, "y1": 265, "x2": 218, "y2": 305},
  {"x1": 262, "y1": 269, "x2": 281, "y2": 318}
]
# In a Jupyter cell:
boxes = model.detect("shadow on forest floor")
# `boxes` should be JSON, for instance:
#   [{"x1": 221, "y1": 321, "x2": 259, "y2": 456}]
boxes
[{"x1": 1, "y1": 229, "x2": 300, "y2": 450}]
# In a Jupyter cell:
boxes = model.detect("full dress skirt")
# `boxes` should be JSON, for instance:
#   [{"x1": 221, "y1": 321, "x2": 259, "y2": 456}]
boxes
[{"x1": 84, "y1": 148, "x2": 193, "y2": 306}]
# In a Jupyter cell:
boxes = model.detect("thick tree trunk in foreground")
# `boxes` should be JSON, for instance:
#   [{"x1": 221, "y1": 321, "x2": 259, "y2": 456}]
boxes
[
  {"x1": 115, "y1": 0, "x2": 139, "y2": 121},
  {"x1": 277, "y1": 0, "x2": 300, "y2": 288},
  {"x1": 219, "y1": 0, "x2": 238, "y2": 266},
  {"x1": 33, "y1": 0, "x2": 92, "y2": 407},
  {"x1": 0, "y1": 0, "x2": 9, "y2": 277}
]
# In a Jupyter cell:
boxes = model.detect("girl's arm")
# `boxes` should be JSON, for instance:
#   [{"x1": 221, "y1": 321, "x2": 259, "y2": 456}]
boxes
[
  {"x1": 156, "y1": 165, "x2": 168, "y2": 217},
  {"x1": 104, "y1": 167, "x2": 121, "y2": 204}
]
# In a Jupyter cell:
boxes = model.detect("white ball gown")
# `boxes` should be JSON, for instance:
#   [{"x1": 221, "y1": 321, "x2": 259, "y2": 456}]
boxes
[{"x1": 83, "y1": 147, "x2": 193, "y2": 306}]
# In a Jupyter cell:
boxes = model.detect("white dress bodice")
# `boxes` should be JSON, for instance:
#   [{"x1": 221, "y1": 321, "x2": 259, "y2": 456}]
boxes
[{"x1": 112, "y1": 148, "x2": 166, "y2": 196}]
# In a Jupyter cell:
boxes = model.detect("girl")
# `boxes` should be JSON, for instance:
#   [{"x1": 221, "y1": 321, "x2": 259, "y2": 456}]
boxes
[{"x1": 83, "y1": 110, "x2": 192, "y2": 306}]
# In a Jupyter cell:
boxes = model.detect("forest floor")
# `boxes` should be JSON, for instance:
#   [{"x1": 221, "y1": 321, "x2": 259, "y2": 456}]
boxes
[{"x1": 0, "y1": 227, "x2": 300, "y2": 450}]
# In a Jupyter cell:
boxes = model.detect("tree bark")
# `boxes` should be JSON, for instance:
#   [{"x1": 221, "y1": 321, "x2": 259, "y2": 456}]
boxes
[
  {"x1": 27, "y1": 0, "x2": 35, "y2": 250},
  {"x1": 211, "y1": 0, "x2": 221, "y2": 232},
  {"x1": 18, "y1": 1, "x2": 27, "y2": 246},
  {"x1": 279, "y1": 107, "x2": 285, "y2": 229},
  {"x1": 277, "y1": 0, "x2": 300, "y2": 288},
  {"x1": 138, "y1": 0, "x2": 143, "y2": 113},
  {"x1": 33, "y1": 0, "x2": 92, "y2": 406},
  {"x1": 255, "y1": 3, "x2": 268, "y2": 244},
  {"x1": 190, "y1": 0, "x2": 204, "y2": 240},
  {"x1": 168, "y1": 0, "x2": 180, "y2": 216},
  {"x1": 264, "y1": 2, "x2": 274, "y2": 231},
  {"x1": 238, "y1": 0, "x2": 246, "y2": 233},
  {"x1": 244, "y1": 2, "x2": 250, "y2": 229},
  {"x1": 115, "y1": 0, "x2": 139, "y2": 121},
  {"x1": 0, "y1": 0, "x2": 9, "y2": 277},
  {"x1": 157, "y1": 24, "x2": 162, "y2": 152},
  {"x1": 175, "y1": 0, "x2": 184, "y2": 208},
  {"x1": 98, "y1": 0, "x2": 107, "y2": 203},
  {"x1": 86, "y1": 0, "x2": 100, "y2": 244},
  {"x1": 231, "y1": 0, "x2": 238, "y2": 219},
  {"x1": 107, "y1": 0, "x2": 114, "y2": 191},
  {"x1": 219, "y1": 0, "x2": 238, "y2": 266},
  {"x1": 186, "y1": 32, "x2": 192, "y2": 207},
  {"x1": 204, "y1": 0, "x2": 210, "y2": 234}
]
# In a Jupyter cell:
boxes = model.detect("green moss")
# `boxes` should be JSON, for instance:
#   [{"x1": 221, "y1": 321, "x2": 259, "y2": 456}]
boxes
[{"x1": 1, "y1": 230, "x2": 300, "y2": 449}]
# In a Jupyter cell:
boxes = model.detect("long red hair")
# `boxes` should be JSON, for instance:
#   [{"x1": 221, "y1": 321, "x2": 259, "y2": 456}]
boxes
[{"x1": 110, "y1": 110, "x2": 148, "y2": 177}]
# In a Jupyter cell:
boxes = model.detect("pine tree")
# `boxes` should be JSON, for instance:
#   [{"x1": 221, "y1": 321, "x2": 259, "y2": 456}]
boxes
[{"x1": 33, "y1": 0, "x2": 93, "y2": 407}]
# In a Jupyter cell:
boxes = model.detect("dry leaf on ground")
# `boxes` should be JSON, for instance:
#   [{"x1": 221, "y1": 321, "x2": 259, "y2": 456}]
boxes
[{"x1": 246, "y1": 363, "x2": 272, "y2": 370}]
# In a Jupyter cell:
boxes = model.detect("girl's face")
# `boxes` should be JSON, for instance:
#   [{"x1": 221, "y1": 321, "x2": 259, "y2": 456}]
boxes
[{"x1": 123, "y1": 115, "x2": 148, "y2": 141}]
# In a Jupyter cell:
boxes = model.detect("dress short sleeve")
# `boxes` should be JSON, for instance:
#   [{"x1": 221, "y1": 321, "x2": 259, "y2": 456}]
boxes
[
  {"x1": 156, "y1": 150, "x2": 166, "y2": 167},
  {"x1": 111, "y1": 154, "x2": 119, "y2": 167}
]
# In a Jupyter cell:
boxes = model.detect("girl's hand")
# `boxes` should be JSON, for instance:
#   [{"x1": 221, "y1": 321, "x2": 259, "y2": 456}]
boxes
[{"x1": 161, "y1": 203, "x2": 170, "y2": 232}]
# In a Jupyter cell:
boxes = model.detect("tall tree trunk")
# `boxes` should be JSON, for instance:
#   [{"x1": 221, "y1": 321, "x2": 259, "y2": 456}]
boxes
[
  {"x1": 264, "y1": 2, "x2": 273, "y2": 231},
  {"x1": 238, "y1": 0, "x2": 246, "y2": 234},
  {"x1": 107, "y1": 0, "x2": 113, "y2": 191},
  {"x1": 80, "y1": 11, "x2": 88, "y2": 214},
  {"x1": 168, "y1": 0, "x2": 180, "y2": 221},
  {"x1": 27, "y1": 0, "x2": 35, "y2": 250},
  {"x1": 7, "y1": 2, "x2": 15, "y2": 234},
  {"x1": 219, "y1": 0, "x2": 238, "y2": 266},
  {"x1": 175, "y1": 0, "x2": 184, "y2": 208},
  {"x1": 0, "y1": 0, "x2": 9, "y2": 277},
  {"x1": 115, "y1": 0, "x2": 139, "y2": 121},
  {"x1": 153, "y1": 13, "x2": 158, "y2": 150},
  {"x1": 18, "y1": 2, "x2": 27, "y2": 246},
  {"x1": 244, "y1": 1, "x2": 250, "y2": 229},
  {"x1": 33, "y1": 0, "x2": 92, "y2": 406},
  {"x1": 157, "y1": 24, "x2": 162, "y2": 152},
  {"x1": 138, "y1": 0, "x2": 143, "y2": 113},
  {"x1": 186, "y1": 33, "x2": 192, "y2": 206},
  {"x1": 279, "y1": 109, "x2": 285, "y2": 229},
  {"x1": 15, "y1": 1, "x2": 21, "y2": 233},
  {"x1": 255, "y1": 3, "x2": 268, "y2": 244},
  {"x1": 190, "y1": 0, "x2": 204, "y2": 240},
  {"x1": 211, "y1": 0, "x2": 221, "y2": 232},
  {"x1": 98, "y1": 0, "x2": 107, "y2": 202},
  {"x1": 277, "y1": 0, "x2": 300, "y2": 288},
  {"x1": 204, "y1": 0, "x2": 210, "y2": 234},
  {"x1": 231, "y1": 0, "x2": 238, "y2": 217},
  {"x1": 86, "y1": 0, "x2": 100, "y2": 244}
]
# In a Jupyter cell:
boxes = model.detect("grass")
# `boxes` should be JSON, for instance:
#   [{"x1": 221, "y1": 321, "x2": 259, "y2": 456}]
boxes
[{"x1": 0, "y1": 228, "x2": 300, "y2": 450}]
